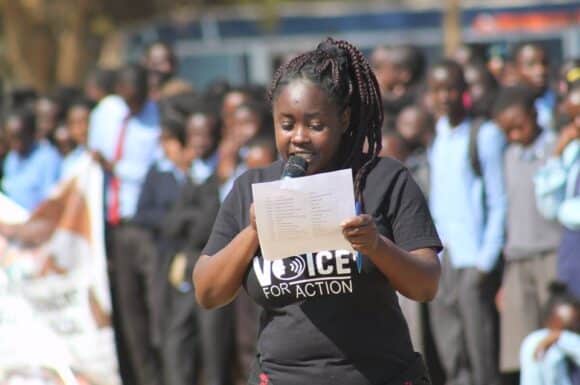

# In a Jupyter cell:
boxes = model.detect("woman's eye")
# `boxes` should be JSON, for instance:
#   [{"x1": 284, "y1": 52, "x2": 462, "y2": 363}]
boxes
[
  {"x1": 310, "y1": 123, "x2": 324, "y2": 131},
  {"x1": 280, "y1": 121, "x2": 293, "y2": 131}
]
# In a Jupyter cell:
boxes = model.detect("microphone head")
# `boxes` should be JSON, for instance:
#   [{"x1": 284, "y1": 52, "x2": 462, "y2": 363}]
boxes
[{"x1": 282, "y1": 155, "x2": 309, "y2": 178}]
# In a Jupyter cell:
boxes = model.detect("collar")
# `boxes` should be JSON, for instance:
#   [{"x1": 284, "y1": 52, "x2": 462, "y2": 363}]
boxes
[
  {"x1": 15, "y1": 141, "x2": 40, "y2": 160},
  {"x1": 535, "y1": 90, "x2": 556, "y2": 108},
  {"x1": 513, "y1": 129, "x2": 554, "y2": 161},
  {"x1": 156, "y1": 157, "x2": 186, "y2": 182},
  {"x1": 436, "y1": 116, "x2": 470, "y2": 136},
  {"x1": 190, "y1": 151, "x2": 219, "y2": 184},
  {"x1": 197, "y1": 151, "x2": 219, "y2": 169}
]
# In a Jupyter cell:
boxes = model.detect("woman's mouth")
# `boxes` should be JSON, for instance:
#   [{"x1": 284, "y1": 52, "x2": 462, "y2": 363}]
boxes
[{"x1": 291, "y1": 152, "x2": 315, "y2": 162}]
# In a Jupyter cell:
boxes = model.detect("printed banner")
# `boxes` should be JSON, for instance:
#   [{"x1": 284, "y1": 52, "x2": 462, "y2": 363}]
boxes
[{"x1": 0, "y1": 155, "x2": 120, "y2": 385}]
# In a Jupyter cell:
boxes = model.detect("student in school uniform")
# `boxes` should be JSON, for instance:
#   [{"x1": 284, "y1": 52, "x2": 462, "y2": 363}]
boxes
[
  {"x1": 89, "y1": 63, "x2": 161, "y2": 385},
  {"x1": 535, "y1": 86, "x2": 580, "y2": 300},
  {"x1": 492, "y1": 86, "x2": 562, "y2": 376},
  {"x1": 428, "y1": 59, "x2": 506, "y2": 385},
  {"x1": 163, "y1": 98, "x2": 227, "y2": 385},
  {"x1": 513, "y1": 42, "x2": 557, "y2": 131},
  {"x1": 519, "y1": 283, "x2": 580, "y2": 385},
  {"x1": 1, "y1": 108, "x2": 61, "y2": 212},
  {"x1": 133, "y1": 113, "x2": 196, "y2": 385}
]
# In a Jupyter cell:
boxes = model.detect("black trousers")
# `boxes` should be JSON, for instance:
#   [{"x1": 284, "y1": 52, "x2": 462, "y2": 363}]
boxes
[
  {"x1": 234, "y1": 291, "x2": 260, "y2": 382},
  {"x1": 161, "y1": 285, "x2": 198, "y2": 385},
  {"x1": 107, "y1": 224, "x2": 162, "y2": 385},
  {"x1": 197, "y1": 302, "x2": 236, "y2": 385},
  {"x1": 428, "y1": 252, "x2": 501, "y2": 385}
]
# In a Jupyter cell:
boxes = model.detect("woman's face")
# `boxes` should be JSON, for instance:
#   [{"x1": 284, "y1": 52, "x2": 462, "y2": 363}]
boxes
[
  {"x1": 429, "y1": 67, "x2": 464, "y2": 119},
  {"x1": 67, "y1": 106, "x2": 89, "y2": 146},
  {"x1": 186, "y1": 113, "x2": 218, "y2": 160},
  {"x1": 273, "y1": 79, "x2": 348, "y2": 175},
  {"x1": 232, "y1": 107, "x2": 260, "y2": 146},
  {"x1": 495, "y1": 104, "x2": 538, "y2": 146},
  {"x1": 5, "y1": 117, "x2": 34, "y2": 155},
  {"x1": 464, "y1": 67, "x2": 488, "y2": 105},
  {"x1": 160, "y1": 130, "x2": 184, "y2": 167}
]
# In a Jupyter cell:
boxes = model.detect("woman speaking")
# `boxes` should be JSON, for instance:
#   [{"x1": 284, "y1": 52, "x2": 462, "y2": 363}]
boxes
[{"x1": 193, "y1": 38, "x2": 442, "y2": 385}]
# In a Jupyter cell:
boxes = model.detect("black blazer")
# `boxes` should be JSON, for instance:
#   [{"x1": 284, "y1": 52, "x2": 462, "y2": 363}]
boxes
[
  {"x1": 161, "y1": 174, "x2": 221, "y2": 254},
  {"x1": 133, "y1": 165, "x2": 184, "y2": 238}
]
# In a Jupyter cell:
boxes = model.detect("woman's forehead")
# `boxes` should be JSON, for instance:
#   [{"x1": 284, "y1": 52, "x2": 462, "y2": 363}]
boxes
[{"x1": 275, "y1": 80, "x2": 332, "y2": 109}]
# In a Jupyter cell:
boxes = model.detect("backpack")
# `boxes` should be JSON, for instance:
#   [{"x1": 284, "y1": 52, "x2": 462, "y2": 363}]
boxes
[{"x1": 468, "y1": 117, "x2": 486, "y2": 178}]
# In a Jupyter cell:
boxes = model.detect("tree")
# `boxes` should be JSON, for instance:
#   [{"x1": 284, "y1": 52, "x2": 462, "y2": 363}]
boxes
[
  {"x1": 0, "y1": 0, "x2": 391, "y2": 92},
  {"x1": 0, "y1": 0, "x2": 176, "y2": 92}
]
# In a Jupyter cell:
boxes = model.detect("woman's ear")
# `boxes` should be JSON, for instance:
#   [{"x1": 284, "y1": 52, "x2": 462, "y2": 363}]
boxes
[{"x1": 341, "y1": 107, "x2": 351, "y2": 133}]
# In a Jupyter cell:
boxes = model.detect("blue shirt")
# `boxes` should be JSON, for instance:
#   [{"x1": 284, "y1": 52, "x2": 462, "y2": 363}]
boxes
[
  {"x1": 1, "y1": 141, "x2": 62, "y2": 211},
  {"x1": 534, "y1": 140, "x2": 580, "y2": 299},
  {"x1": 520, "y1": 329, "x2": 580, "y2": 385},
  {"x1": 88, "y1": 98, "x2": 160, "y2": 220},
  {"x1": 219, "y1": 164, "x2": 247, "y2": 202},
  {"x1": 535, "y1": 140, "x2": 580, "y2": 230},
  {"x1": 157, "y1": 157, "x2": 187, "y2": 185},
  {"x1": 535, "y1": 89, "x2": 557, "y2": 132},
  {"x1": 191, "y1": 151, "x2": 218, "y2": 185},
  {"x1": 429, "y1": 116, "x2": 507, "y2": 271}
]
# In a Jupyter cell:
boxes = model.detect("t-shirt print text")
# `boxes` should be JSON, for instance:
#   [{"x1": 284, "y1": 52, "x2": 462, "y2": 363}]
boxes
[{"x1": 253, "y1": 250, "x2": 356, "y2": 300}]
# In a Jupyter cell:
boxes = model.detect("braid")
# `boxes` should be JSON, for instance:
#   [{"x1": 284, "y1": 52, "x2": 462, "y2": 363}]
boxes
[
  {"x1": 268, "y1": 37, "x2": 383, "y2": 209},
  {"x1": 334, "y1": 40, "x2": 383, "y2": 206}
]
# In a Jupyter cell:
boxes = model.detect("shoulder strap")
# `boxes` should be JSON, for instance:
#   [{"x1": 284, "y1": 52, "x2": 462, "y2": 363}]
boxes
[{"x1": 469, "y1": 117, "x2": 485, "y2": 178}]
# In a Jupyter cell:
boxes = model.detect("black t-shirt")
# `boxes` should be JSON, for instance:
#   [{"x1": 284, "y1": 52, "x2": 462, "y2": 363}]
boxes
[{"x1": 202, "y1": 158, "x2": 442, "y2": 385}]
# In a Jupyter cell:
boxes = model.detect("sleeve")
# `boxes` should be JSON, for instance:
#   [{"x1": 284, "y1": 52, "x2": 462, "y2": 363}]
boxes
[
  {"x1": 187, "y1": 179, "x2": 222, "y2": 249},
  {"x1": 40, "y1": 147, "x2": 62, "y2": 201},
  {"x1": 557, "y1": 196, "x2": 580, "y2": 230},
  {"x1": 519, "y1": 330, "x2": 549, "y2": 385},
  {"x1": 201, "y1": 176, "x2": 245, "y2": 256},
  {"x1": 161, "y1": 179, "x2": 219, "y2": 243},
  {"x1": 388, "y1": 167, "x2": 442, "y2": 252},
  {"x1": 476, "y1": 122, "x2": 507, "y2": 272},
  {"x1": 556, "y1": 330, "x2": 580, "y2": 365},
  {"x1": 161, "y1": 183, "x2": 200, "y2": 240},
  {"x1": 132, "y1": 167, "x2": 163, "y2": 232},
  {"x1": 87, "y1": 110, "x2": 101, "y2": 152},
  {"x1": 534, "y1": 157, "x2": 567, "y2": 221},
  {"x1": 535, "y1": 141, "x2": 580, "y2": 230}
]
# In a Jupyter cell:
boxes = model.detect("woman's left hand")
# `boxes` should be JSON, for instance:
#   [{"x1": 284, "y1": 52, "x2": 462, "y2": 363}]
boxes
[{"x1": 341, "y1": 214, "x2": 380, "y2": 256}]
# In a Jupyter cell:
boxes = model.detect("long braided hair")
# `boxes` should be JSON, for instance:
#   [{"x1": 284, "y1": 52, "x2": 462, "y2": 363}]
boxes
[{"x1": 268, "y1": 37, "x2": 383, "y2": 207}]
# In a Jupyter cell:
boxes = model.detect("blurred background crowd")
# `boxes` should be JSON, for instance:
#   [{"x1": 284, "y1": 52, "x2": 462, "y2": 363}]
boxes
[{"x1": 0, "y1": 1, "x2": 579, "y2": 385}]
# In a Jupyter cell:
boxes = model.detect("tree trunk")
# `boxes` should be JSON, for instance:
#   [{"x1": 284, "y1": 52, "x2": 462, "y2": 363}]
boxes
[
  {"x1": 443, "y1": 0, "x2": 462, "y2": 57},
  {"x1": 55, "y1": 0, "x2": 91, "y2": 86},
  {"x1": 3, "y1": 0, "x2": 57, "y2": 92}
]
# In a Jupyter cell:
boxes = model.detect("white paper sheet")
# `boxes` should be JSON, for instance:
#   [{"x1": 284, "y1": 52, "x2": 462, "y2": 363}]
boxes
[
  {"x1": 251, "y1": 169, "x2": 356, "y2": 260},
  {"x1": 0, "y1": 193, "x2": 29, "y2": 224}
]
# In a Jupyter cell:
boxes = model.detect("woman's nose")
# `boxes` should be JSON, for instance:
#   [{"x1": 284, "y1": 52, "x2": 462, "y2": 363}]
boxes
[{"x1": 291, "y1": 125, "x2": 310, "y2": 144}]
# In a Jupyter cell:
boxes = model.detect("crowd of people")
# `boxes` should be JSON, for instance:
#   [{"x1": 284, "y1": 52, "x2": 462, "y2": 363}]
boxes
[{"x1": 0, "y1": 38, "x2": 579, "y2": 385}]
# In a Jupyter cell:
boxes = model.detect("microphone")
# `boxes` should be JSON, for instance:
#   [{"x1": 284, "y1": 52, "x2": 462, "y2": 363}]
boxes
[{"x1": 281, "y1": 155, "x2": 308, "y2": 179}]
